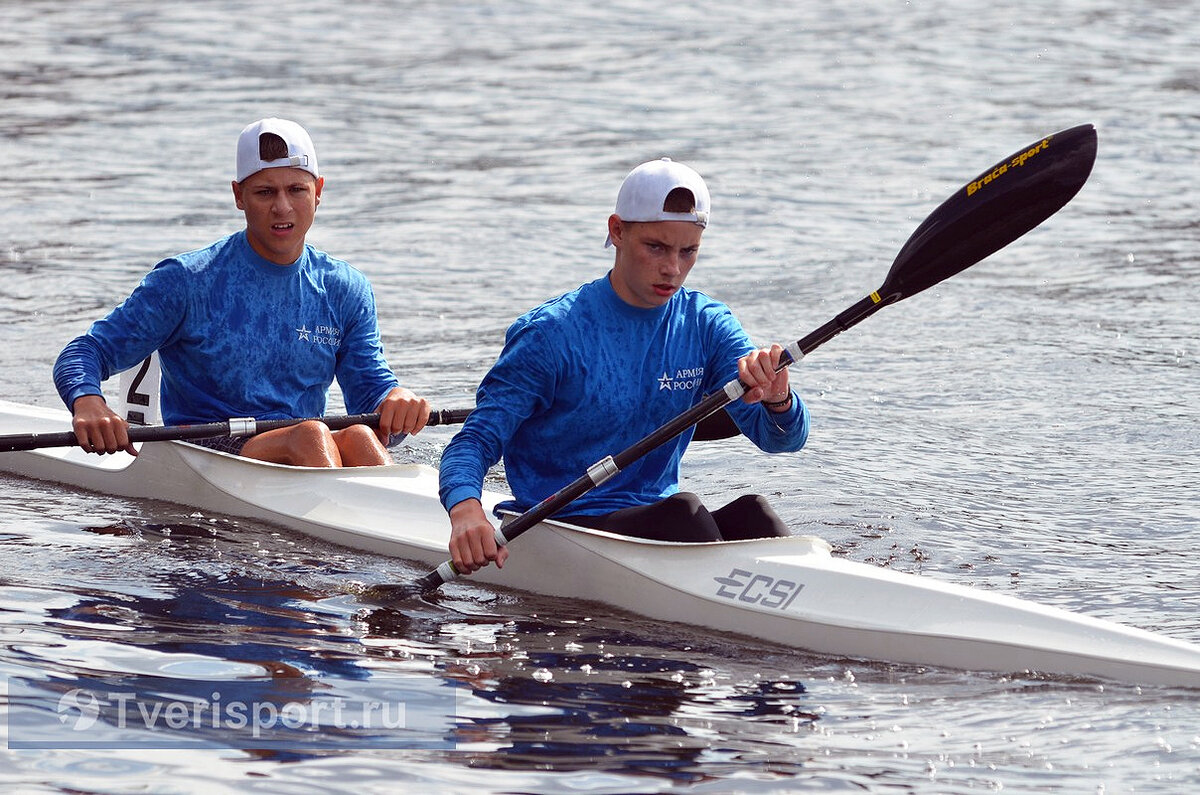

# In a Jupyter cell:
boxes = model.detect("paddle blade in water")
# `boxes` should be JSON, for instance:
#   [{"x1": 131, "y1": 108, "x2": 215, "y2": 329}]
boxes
[
  {"x1": 880, "y1": 123, "x2": 1097, "y2": 301},
  {"x1": 359, "y1": 565, "x2": 451, "y2": 604},
  {"x1": 358, "y1": 583, "x2": 425, "y2": 604}
]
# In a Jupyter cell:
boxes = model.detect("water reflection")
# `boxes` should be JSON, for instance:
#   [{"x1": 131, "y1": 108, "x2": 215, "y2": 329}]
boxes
[
  {"x1": 6, "y1": 512, "x2": 820, "y2": 771},
  {"x1": 1, "y1": 518, "x2": 461, "y2": 754},
  {"x1": 362, "y1": 606, "x2": 819, "y2": 783}
]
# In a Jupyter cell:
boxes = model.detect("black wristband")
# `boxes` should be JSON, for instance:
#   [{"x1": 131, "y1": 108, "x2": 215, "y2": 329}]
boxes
[{"x1": 762, "y1": 392, "x2": 793, "y2": 409}]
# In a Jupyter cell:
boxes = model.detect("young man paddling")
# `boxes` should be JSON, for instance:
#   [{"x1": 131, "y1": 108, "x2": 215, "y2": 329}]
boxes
[
  {"x1": 440, "y1": 157, "x2": 809, "y2": 572},
  {"x1": 53, "y1": 118, "x2": 429, "y2": 466}
]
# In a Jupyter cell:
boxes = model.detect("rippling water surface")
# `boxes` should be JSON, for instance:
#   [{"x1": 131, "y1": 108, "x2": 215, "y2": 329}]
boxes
[{"x1": 2, "y1": 0, "x2": 1198, "y2": 791}]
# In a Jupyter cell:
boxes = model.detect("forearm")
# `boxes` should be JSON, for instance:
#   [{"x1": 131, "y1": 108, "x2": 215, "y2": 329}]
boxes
[
  {"x1": 438, "y1": 430, "x2": 496, "y2": 511},
  {"x1": 53, "y1": 336, "x2": 110, "y2": 410},
  {"x1": 727, "y1": 391, "x2": 809, "y2": 452}
]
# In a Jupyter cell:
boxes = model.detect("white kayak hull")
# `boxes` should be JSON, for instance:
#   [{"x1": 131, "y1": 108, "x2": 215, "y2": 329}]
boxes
[{"x1": 3, "y1": 397, "x2": 1200, "y2": 687}]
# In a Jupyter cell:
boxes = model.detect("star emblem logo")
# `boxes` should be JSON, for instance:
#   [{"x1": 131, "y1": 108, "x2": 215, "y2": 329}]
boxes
[
  {"x1": 296, "y1": 325, "x2": 311, "y2": 341},
  {"x1": 658, "y1": 372, "x2": 673, "y2": 391}
]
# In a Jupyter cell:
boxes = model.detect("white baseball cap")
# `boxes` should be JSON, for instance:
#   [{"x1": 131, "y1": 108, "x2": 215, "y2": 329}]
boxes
[
  {"x1": 235, "y1": 118, "x2": 320, "y2": 182},
  {"x1": 605, "y1": 157, "x2": 710, "y2": 247}
]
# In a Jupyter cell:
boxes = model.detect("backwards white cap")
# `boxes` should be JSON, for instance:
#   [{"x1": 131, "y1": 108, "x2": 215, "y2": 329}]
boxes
[
  {"x1": 235, "y1": 118, "x2": 320, "y2": 182},
  {"x1": 605, "y1": 157, "x2": 710, "y2": 247}
]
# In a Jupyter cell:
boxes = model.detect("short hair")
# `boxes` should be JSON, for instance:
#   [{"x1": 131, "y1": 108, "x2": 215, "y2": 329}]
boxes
[
  {"x1": 662, "y1": 187, "x2": 697, "y2": 214},
  {"x1": 259, "y1": 132, "x2": 289, "y2": 162}
]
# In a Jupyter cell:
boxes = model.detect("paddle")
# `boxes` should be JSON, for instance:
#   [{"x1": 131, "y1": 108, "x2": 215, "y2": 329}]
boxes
[
  {"x1": 363, "y1": 123, "x2": 1098, "y2": 602},
  {"x1": 0, "y1": 408, "x2": 474, "y2": 453}
]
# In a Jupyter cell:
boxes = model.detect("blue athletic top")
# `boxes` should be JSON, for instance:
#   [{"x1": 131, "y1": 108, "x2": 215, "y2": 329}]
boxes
[
  {"x1": 53, "y1": 231, "x2": 399, "y2": 424},
  {"x1": 439, "y1": 274, "x2": 809, "y2": 516}
]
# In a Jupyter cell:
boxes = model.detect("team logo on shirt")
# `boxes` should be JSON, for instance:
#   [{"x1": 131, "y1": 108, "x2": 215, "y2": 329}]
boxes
[
  {"x1": 658, "y1": 367, "x2": 704, "y2": 392},
  {"x1": 295, "y1": 324, "x2": 342, "y2": 349}
]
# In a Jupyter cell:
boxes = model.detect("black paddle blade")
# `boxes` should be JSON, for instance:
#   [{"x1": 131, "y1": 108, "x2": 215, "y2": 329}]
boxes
[
  {"x1": 358, "y1": 582, "x2": 425, "y2": 604},
  {"x1": 358, "y1": 567, "x2": 449, "y2": 605},
  {"x1": 880, "y1": 123, "x2": 1097, "y2": 301}
]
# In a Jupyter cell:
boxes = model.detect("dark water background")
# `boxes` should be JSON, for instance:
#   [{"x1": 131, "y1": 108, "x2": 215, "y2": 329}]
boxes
[{"x1": 1, "y1": 0, "x2": 1198, "y2": 791}]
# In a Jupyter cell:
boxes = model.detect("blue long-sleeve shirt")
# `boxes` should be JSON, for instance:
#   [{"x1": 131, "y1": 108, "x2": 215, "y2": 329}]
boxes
[
  {"x1": 439, "y1": 274, "x2": 809, "y2": 517},
  {"x1": 53, "y1": 231, "x2": 399, "y2": 423}
]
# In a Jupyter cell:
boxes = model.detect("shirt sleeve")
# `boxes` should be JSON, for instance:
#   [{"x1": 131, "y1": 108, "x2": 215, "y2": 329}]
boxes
[
  {"x1": 332, "y1": 278, "x2": 400, "y2": 415},
  {"x1": 725, "y1": 389, "x2": 810, "y2": 452},
  {"x1": 700, "y1": 301, "x2": 810, "y2": 453},
  {"x1": 438, "y1": 318, "x2": 556, "y2": 511},
  {"x1": 52, "y1": 261, "x2": 187, "y2": 412},
  {"x1": 52, "y1": 335, "x2": 110, "y2": 411}
]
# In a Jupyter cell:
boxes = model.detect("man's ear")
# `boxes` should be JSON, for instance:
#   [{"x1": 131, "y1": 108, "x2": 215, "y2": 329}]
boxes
[
  {"x1": 606, "y1": 214, "x2": 622, "y2": 246},
  {"x1": 231, "y1": 180, "x2": 244, "y2": 210}
]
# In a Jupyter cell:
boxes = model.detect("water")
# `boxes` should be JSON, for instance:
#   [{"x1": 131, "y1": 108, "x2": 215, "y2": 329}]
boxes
[{"x1": 2, "y1": 0, "x2": 1198, "y2": 791}]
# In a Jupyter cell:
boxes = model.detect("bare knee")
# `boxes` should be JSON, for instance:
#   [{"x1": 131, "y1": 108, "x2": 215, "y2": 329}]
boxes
[
  {"x1": 242, "y1": 420, "x2": 341, "y2": 467},
  {"x1": 332, "y1": 424, "x2": 390, "y2": 467}
]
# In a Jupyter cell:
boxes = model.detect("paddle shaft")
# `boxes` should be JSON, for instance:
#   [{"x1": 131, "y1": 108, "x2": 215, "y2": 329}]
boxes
[
  {"x1": 398, "y1": 125, "x2": 1099, "y2": 596},
  {"x1": 409, "y1": 297, "x2": 889, "y2": 591},
  {"x1": 0, "y1": 408, "x2": 474, "y2": 453}
]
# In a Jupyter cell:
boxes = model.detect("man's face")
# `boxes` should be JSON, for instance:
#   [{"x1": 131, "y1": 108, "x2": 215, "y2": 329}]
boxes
[
  {"x1": 232, "y1": 167, "x2": 323, "y2": 265},
  {"x1": 606, "y1": 216, "x2": 703, "y2": 309}
]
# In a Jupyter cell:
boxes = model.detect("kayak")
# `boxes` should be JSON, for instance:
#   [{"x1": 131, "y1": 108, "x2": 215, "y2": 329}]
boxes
[{"x1": 3, "y1": 395, "x2": 1200, "y2": 688}]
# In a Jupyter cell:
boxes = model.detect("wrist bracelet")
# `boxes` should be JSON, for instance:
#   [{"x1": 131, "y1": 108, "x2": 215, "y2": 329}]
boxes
[{"x1": 762, "y1": 392, "x2": 793, "y2": 409}]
